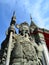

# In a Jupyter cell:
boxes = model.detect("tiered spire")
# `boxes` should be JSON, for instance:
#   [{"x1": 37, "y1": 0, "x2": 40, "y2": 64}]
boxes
[
  {"x1": 5, "y1": 11, "x2": 16, "y2": 65},
  {"x1": 30, "y1": 15, "x2": 37, "y2": 28}
]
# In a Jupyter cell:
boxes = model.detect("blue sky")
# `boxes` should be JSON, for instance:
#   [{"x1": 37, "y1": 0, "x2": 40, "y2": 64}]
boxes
[{"x1": 0, "y1": 0, "x2": 49, "y2": 44}]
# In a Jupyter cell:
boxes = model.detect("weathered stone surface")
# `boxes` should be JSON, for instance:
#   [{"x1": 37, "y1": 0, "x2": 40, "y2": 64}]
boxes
[
  {"x1": 0, "y1": 13, "x2": 48, "y2": 65},
  {"x1": 10, "y1": 34, "x2": 43, "y2": 65}
]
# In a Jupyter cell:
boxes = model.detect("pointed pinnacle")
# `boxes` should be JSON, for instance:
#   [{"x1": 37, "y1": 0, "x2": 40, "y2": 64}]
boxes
[
  {"x1": 13, "y1": 11, "x2": 15, "y2": 17},
  {"x1": 12, "y1": 11, "x2": 16, "y2": 21},
  {"x1": 10, "y1": 11, "x2": 16, "y2": 25},
  {"x1": 30, "y1": 14, "x2": 32, "y2": 21}
]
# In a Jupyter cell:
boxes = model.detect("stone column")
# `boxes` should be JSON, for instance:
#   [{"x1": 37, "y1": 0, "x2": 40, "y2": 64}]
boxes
[{"x1": 6, "y1": 32, "x2": 13, "y2": 65}]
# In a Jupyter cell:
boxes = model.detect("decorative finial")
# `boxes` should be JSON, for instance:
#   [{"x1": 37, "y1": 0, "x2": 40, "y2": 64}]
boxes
[
  {"x1": 10, "y1": 11, "x2": 16, "y2": 25},
  {"x1": 30, "y1": 14, "x2": 32, "y2": 21},
  {"x1": 13, "y1": 11, "x2": 15, "y2": 17}
]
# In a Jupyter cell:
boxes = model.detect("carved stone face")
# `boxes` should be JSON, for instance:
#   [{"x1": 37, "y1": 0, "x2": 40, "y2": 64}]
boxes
[{"x1": 19, "y1": 22, "x2": 29, "y2": 35}]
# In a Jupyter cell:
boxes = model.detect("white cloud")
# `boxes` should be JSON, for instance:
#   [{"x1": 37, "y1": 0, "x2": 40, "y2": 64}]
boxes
[
  {"x1": 0, "y1": 0, "x2": 49, "y2": 29},
  {"x1": 19, "y1": 0, "x2": 49, "y2": 29}
]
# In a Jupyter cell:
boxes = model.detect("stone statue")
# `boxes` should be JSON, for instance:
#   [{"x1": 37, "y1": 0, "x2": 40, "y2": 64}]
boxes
[
  {"x1": 10, "y1": 22, "x2": 43, "y2": 65},
  {"x1": 0, "y1": 13, "x2": 48, "y2": 65}
]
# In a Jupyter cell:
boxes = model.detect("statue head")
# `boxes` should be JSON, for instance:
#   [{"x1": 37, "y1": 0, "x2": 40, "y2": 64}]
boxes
[{"x1": 19, "y1": 22, "x2": 29, "y2": 36}]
